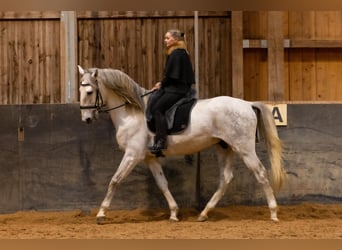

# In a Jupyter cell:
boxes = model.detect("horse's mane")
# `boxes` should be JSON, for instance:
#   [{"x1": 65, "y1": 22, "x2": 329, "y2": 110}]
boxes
[{"x1": 91, "y1": 68, "x2": 146, "y2": 111}]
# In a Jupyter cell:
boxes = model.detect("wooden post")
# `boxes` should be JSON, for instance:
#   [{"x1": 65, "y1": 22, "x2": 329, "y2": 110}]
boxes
[
  {"x1": 194, "y1": 11, "x2": 200, "y2": 97},
  {"x1": 231, "y1": 11, "x2": 244, "y2": 99},
  {"x1": 194, "y1": 11, "x2": 201, "y2": 210},
  {"x1": 267, "y1": 11, "x2": 285, "y2": 101},
  {"x1": 60, "y1": 11, "x2": 77, "y2": 103}
]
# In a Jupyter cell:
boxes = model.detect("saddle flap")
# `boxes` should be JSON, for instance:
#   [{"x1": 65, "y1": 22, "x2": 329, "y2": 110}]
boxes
[{"x1": 147, "y1": 89, "x2": 197, "y2": 135}]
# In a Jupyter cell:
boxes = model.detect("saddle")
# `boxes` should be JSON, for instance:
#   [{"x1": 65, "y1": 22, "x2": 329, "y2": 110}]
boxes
[{"x1": 146, "y1": 89, "x2": 197, "y2": 135}]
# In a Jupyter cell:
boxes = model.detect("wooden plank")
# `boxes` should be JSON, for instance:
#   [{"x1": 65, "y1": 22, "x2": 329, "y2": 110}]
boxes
[
  {"x1": 328, "y1": 11, "x2": 342, "y2": 38},
  {"x1": 290, "y1": 39, "x2": 342, "y2": 48},
  {"x1": 201, "y1": 18, "x2": 210, "y2": 98},
  {"x1": 0, "y1": 11, "x2": 60, "y2": 19},
  {"x1": 302, "y1": 11, "x2": 316, "y2": 39},
  {"x1": 231, "y1": 11, "x2": 244, "y2": 98},
  {"x1": 213, "y1": 18, "x2": 220, "y2": 96},
  {"x1": 243, "y1": 49, "x2": 268, "y2": 101},
  {"x1": 267, "y1": 11, "x2": 285, "y2": 101},
  {"x1": 0, "y1": 21, "x2": 7, "y2": 103},
  {"x1": 287, "y1": 50, "x2": 302, "y2": 101},
  {"x1": 76, "y1": 11, "x2": 230, "y2": 19},
  {"x1": 220, "y1": 16, "x2": 231, "y2": 96},
  {"x1": 315, "y1": 11, "x2": 331, "y2": 39},
  {"x1": 243, "y1": 11, "x2": 268, "y2": 39},
  {"x1": 336, "y1": 49, "x2": 342, "y2": 101},
  {"x1": 316, "y1": 49, "x2": 328, "y2": 101},
  {"x1": 315, "y1": 11, "x2": 342, "y2": 101},
  {"x1": 141, "y1": 18, "x2": 154, "y2": 89},
  {"x1": 243, "y1": 39, "x2": 342, "y2": 48},
  {"x1": 328, "y1": 49, "x2": 342, "y2": 101},
  {"x1": 288, "y1": 11, "x2": 303, "y2": 38},
  {"x1": 301, "y1": 49, "x2": 317, "y2": 100},
  {"x1": 323, "y1": 48, "x2": 342, "y2": 101}
]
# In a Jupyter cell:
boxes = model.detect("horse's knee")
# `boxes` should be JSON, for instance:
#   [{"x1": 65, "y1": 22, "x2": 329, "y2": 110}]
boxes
[
  {"x1": 243, "y1": 156, "x2": 269, "y2": 184},
  {"x1": 254, "y1": 165, "x2": 270, "y2": 185},
  {"x1": 107, "y1": 177, "x2": 120, "y2": 191},
  {"x1": 223, "y1": 170, "x2": 233, "y2": 184}
]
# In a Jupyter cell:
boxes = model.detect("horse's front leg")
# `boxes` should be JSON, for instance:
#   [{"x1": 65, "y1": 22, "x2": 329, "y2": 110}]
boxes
[
  {"x1": 146, "y1": 157, "x2": 179, "y2": 222},
  {"x1": 96, "y1": 151, "x2": 142, "y2": 224}
]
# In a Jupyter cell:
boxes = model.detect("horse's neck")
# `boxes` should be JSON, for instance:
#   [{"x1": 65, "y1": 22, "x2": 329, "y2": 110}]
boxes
[
  {"x1": 103, "y1": 88, "x2": 145, "y2": 130},
  {"x1": 98, "y1": 79, "x2": 147, "y2": 128},
  {"x1": 141, "y1": 87, "x2": 150, "y2": 106}
]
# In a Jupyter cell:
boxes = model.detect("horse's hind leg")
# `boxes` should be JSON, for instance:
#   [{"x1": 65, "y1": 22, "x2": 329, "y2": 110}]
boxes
[
  {"x1": 146, "y1": 157, "x2": 179, "y2": 222},
  {"x1": 198, "y1": 145, "x2": 234, "y2": 222},
  {"x1": 242, "y1": 151, "x2": 279, "y2": 222}
]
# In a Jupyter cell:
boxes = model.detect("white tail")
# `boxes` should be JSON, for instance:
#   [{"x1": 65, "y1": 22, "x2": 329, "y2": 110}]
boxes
[{"x1": 253, "y1": 102, "x2": 287, "y2": 191}]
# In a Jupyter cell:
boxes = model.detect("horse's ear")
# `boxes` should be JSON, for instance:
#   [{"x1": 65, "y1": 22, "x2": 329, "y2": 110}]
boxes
[
  {"x1": 78, "y1": 65, "x2": 85, "y2": 75},
  {"x1": 91, "y1": 69, "x2": 98, "y2": 78}
]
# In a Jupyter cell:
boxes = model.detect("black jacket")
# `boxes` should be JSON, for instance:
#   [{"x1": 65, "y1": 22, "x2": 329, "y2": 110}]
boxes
[{"x1": 161, "y1": 48, "x2": 195, "y2": 94}]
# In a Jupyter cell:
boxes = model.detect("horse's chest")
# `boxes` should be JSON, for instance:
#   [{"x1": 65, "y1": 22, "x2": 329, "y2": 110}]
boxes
[{"x1": 115, "y1": 125, "x2": 146, "y2": 149}]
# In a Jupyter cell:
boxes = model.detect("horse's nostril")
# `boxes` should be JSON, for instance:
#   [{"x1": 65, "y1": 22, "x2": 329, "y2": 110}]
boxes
[{"x1": 86, "y1": 118, "x2": 92, "y2": 124}]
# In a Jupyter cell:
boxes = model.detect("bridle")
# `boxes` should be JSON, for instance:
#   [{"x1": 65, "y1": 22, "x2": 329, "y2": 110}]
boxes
[
  {"x1": 79, "y1": 81, "x2": 155, "y2": 113},
  {"x1": 79, "y1": 83, "x2": 106, "y2": 112}
]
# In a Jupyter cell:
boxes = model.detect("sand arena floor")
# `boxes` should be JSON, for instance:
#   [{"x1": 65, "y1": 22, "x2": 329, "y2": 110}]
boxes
[{"x1": 0, "y1": 203, "x2": 341, "y2": 239}]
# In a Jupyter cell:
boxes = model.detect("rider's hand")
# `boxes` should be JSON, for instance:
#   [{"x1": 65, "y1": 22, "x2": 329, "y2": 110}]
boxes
[{"x1": 151, "y1": 82, "x2": 161, "y2": 91}]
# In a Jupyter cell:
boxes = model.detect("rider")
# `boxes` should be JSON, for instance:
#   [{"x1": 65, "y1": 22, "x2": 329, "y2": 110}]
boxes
[{"x1": 147, "y1": 29, "x2": 195, "y2": 156}]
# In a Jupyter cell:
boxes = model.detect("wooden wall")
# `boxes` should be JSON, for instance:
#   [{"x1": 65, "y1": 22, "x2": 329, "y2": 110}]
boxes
[
  {"x1": 1, "y1": 11, "x2": 342, "y2": 104},
  {"x1": 0, "y1": 12, "x2": 61, "y2": 104},
  {"x1": 77, "y1": 11, "x2": 231, "y2": 99},
  {"x1": 241, "y1": 11, "x2": 342, "y2": 102},
  {"x1": 0, "y1": 11, "x2": 231, "y2": 104}
]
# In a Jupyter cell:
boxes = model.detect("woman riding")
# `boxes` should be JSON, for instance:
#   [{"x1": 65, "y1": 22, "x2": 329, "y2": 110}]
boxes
[{"x1": 147, "y1": 29, "x2": 195, "y2": 156}]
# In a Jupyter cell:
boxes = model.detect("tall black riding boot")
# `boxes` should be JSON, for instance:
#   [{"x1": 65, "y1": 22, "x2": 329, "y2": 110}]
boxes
[{"x1": 149, "y1": 111, "x2": 167, "y2": 156}]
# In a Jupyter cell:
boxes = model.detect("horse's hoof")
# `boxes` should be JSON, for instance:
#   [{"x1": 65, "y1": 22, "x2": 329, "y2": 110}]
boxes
[
  {"x1": 96, "y1": 216, "x2": 106, "y2": 225},
  {"x1": 169, "y1": 216, "x2": 179, "y2": 222},
  {"x1": 197, "y1": 215, "x2": 208, "y2": 222},
  {"x1": 271, "y1": 217, "x2": 279, "y2": 223},
  {"x1": 270, "y1": 208, "x2": 279, "y2": 222}
]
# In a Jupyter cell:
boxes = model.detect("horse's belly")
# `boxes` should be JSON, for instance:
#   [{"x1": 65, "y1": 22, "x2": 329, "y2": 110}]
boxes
[{"x1": 166, "y1": 135, "x2": 219, "y2": 155}]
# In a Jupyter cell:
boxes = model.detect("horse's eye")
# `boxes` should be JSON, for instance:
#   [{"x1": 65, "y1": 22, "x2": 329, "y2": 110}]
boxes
[{"x1": 87, "y1": 91, "x2": 93, "y2": 95}]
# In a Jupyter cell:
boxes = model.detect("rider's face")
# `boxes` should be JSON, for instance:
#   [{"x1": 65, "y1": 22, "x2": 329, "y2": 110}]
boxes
[{"x1": 164, "y1": 32, "x2": 178, "y2": 48}]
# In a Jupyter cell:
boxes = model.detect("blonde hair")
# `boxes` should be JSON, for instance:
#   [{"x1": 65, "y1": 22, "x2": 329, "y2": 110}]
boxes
[{"x1": 167, "y1": 29, "x2": 185, "y2": 41}]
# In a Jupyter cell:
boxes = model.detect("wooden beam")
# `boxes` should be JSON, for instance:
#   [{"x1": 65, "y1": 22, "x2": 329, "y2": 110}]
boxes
[
  {"x1": 243, "y1": 39, "x2": 342, "y2": 48},
  {"x1": 76, "y1": 11, "x2": 230, "y2": 19},
  {"x1": 60, "y1": 11, "x2": 78, "y2": 103},
  {"x1": 0, "y1": 11, "x2": 60, "y2": 19},
  {"x1": 290, "y1": 39, "x2": 342, "y2": 48},
  {"x1": 267, "y1": 11, "x2": 285, "y2": 101},
  {"x1": 231, "y1": 11, "x2": 244, "y2": 99},
  {"x1": 194, "y1": 11, "x2": 199, "y2": 98}
]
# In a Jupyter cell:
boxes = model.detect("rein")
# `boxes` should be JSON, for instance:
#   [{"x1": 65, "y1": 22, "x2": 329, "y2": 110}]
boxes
[{"x1": 79, "y1": 83, "x2": 155, "y2": 113}]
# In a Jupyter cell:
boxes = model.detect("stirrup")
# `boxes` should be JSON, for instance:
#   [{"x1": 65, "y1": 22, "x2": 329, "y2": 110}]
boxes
[
  {"x1": 148, "y1": 144, "x2": 166, "y2": 157},
  {"x1": 149, "y1": 147, "x2": 165, "y2": 157}
]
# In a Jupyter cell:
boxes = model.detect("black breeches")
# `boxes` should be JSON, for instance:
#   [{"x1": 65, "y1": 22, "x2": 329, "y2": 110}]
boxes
[
  {"x1": 148, "y1": 90, "x2": 184, "y2": 140},
  {"x1": 148, "y1": 90, "x2": 184, "y2": 115}
]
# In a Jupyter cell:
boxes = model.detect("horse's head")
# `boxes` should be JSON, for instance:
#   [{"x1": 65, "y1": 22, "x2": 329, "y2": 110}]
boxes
[{"x1": 78, "y1": 65, "x2": 102, "y2": 123}]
